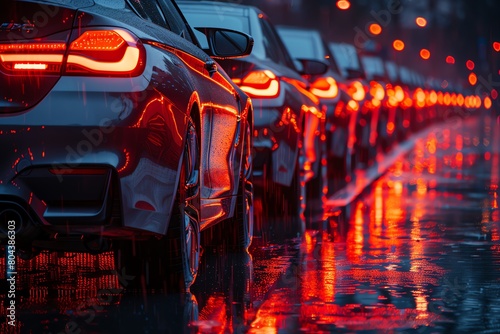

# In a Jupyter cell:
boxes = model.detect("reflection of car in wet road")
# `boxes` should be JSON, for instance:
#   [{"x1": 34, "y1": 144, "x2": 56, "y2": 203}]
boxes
[{"x1": 0, "y1": 0, "x2": 254, "y2": 291}]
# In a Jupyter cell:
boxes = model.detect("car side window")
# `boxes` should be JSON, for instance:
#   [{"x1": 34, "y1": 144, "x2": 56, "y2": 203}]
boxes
[
  {"x1": 157, "y1": 0, "x2": 194, "y2": 43},
  {"x1": 259, "y1": 18, "x2": 296, "y2": 69},
  {"x1": 127, "y1": 0, "x2": 169, "y2": 29}
]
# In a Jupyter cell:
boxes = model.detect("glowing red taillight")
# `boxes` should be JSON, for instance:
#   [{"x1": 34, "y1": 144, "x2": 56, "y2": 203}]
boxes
[
  {"x1": 235, "y1": 70, "x2": 280, "y2": 98},
  {"x1": 369, "y1": 81, "x2": 385, "y2": 101},
  {"x1": 0, "y1": 42, "x2": 66, "y2": 74},
  {"x1": 66, "y1": 29, "x2": 145, "y2": 76},
  {"x1": 348, "y1": 81, "x2": 365, "y2": 101},
  {"x1": 346, "y1": 99, "x2": 359, "y2": 112},
  {"x1": 0, "y1": 28, "x2": 145, "y2": 77},
  {"x1": 310, "y1": 76, "x2": 339, "y2": 99}
]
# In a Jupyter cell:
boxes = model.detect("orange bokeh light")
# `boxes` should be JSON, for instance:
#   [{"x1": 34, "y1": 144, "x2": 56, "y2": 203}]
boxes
[
  {"x1": 416, "y1": 17, "x2": 427, "y2": 27},
  {"x1": 444, "y1": 92, "x2": 451, "y2": 106},
  {"x1": 369, "y1": 23, "x2": 382, "y2": 35},
  {"x1": 468, "y1": 72, "x2": 477, "y2": 86},
  {"x1": 484, "y1": 96, "x2": 492, "y2": 109},
  {"x1": 337, "y1": 0, "x2": 350, "y2": 10},
  {"x1": 420, "y1": 49, "x2": 430, "y2": 60},
  {"x1": 475, "y1": 95, "x2": 482, "y2": 108},
  {"x1": 393, "y1": 40, "x2": 405, "y2": 51},
  {"x1": 446, "y1": 56, "x2": 455, "y2": 64}
]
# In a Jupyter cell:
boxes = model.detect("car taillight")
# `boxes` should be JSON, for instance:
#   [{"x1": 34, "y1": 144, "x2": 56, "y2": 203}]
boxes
[
  {"x1": 66, "y1": 29, "x2": 145, "y2": 76},
  {"x1": 414, "y1": 88, "x2": 426, "y2": 108},
  {"x1": 0, "y1": 40, "x2": 67, "y2": 74},
  {"x1": 346, "y1": 99, "x2": 359, "y2": 112},
  {"x1": 386, "y1": 86, "x2": 398, "y2": 107},
  {"x1": 394, "y1": 85, "x2": 404, "y2": 103},
  {"x1": 484, "y1": 96, "x2": 492, "y2": 109},
  {"x1": 310, "y1": 76, "x2": 338, "y2": 99},
  {"x1": 236, "y1": 70, "x2": 280, "y2": 98},
  {"x1": 348, "y1": 81, "x2": 365, "y2": 101},
  {"x1": 0, "y1": 28, "x2": 145, "y2": 77},
  {"x1": 443, "y1": 92, "x2": 451, "y2": 106},
  {"x1": 429, "y1": 90, "x2": 438, "y2": 105},
  {"x1": 369, "y1": 81, "x2": 385, "y2": 101}
]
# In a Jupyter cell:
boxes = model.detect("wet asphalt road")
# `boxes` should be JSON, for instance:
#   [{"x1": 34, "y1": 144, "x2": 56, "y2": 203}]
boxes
[{"x1": 1, "y1": 114, "x2": 500, "y2": 333}]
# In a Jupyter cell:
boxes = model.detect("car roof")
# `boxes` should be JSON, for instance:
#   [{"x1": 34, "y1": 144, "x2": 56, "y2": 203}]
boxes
[
  {"x1": 277, "y1": 25, "x2": 320, "y2": 35},
  {"x1": 177, "y1": 0, "x2": 258, "y2": 15}
]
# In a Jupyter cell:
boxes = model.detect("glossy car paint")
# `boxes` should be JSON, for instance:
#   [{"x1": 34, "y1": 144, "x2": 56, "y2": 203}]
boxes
[
  {"x1": 0, "y1": 0, "x2": 252, "y2": 247},
  {"x1": 276, "y1": 27, "x2": 354, "y2": 185},
  {"x1": 329, "y1": 42, "x2": 379, "y2": 168}
]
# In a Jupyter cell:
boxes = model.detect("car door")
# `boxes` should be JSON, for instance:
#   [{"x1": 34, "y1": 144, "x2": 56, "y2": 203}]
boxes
[{"x1": 156, "y1": 0, "x2": 241, "y2": 201}]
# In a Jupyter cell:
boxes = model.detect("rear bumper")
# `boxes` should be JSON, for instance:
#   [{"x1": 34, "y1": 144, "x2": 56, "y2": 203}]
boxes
[
  {"x1": 0, "y1": 77, "x2": 187, "y2": 241},
  {"x1": 252, "y1": 104, "x2": 301, "y2": 187}
]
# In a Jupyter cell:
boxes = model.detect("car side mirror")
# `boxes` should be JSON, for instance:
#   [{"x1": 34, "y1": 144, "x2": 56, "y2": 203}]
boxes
[
  {"x1": 296, "y1": 58, "x2": 329, "y2": 76},
  {"x1": 346, "y1": 68, "x2": 365, "y2": 80},
  {"x1": 195, "y1": 27, "x2": 254, "y2": 59}
]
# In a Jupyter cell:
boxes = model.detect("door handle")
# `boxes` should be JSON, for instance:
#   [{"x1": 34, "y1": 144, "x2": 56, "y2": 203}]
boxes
[{"x1": 205, "y1": 60, "x2": 217, "y2": 77}]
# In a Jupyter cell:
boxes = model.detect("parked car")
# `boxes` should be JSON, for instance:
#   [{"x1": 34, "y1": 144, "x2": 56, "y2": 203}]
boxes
[
  {"x1": 178, "y1": 1, "x2": 327, "y2": 233},
  {"x1": 385, "y1": 60, "x2": 412, "y2": 141},
  {"x1": 358, "y1": 53, "x2": 399, "y2": 153},
  {"x1": 276, "y1": 26, "x2": 348, "y2": 211},
  {"x1": 328, "y1": 42, "x2": 377, "y2": 169},
  {"x1": 0, "y1": 0, "x2": 254, "y2": 292}
]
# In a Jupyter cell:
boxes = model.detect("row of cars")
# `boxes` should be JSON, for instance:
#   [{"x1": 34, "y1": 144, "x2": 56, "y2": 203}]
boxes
[
  {"x1": 178, "y1": 1, "x2": 489, "y2": 226},
  {"x1": 0, "y1": 0, "x2": 488, "y2": 292}
]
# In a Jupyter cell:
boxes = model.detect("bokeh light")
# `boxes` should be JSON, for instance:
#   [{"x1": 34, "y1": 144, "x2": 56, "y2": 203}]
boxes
[
  {"x1": 492, "y1": 89, "x2": 498, "y2": 100},
  {"x1": 466, "y1": 60, "x2": 475, "y2": 71},
  {"x1": 484, "y1": 96, "x2": 492, "y2": 109},
  {"x1": 393, "y1": 40, "x2": 405, "y2": 51},
  {"x1": 420, "y1": 49, "x2": 431, "y2": 60},
  {"x1": 468, "y1": 72, "x2": 477, "y2": 85},
  {"x1": 369, "y1": 23, "x2": 382, "y2": 36},
  {"x1": 416, "y1": 17, "x2": 427, "y2": 27},
  {"x1": 336, "y1": 0, "x2": 350, "y2": 10}
]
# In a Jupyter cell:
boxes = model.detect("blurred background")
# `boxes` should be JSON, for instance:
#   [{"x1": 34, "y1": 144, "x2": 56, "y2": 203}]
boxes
[{"x1": 238, "y1": 0, "x2": 500, "y2": 92}]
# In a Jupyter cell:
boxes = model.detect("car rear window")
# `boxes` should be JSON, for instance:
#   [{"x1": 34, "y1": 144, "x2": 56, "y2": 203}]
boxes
[
  {"x1": 360, "y1": 55, "x2": 385, "y2": 80},
  {"x1": 180, "y1": 10, "x2": 250, "y2": 49},
  {"x1": 128, "y1": 0, "x2": 168, "y2": 28},
  {"x1": 280, "y1": 34, "x2": 317, "y2": 60},
  {"x1": 330, "y1": 43, "x2": 361, "y2": 75}
]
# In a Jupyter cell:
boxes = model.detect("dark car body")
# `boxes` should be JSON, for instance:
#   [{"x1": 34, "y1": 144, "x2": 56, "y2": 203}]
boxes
[
  {"x1": 0, "y1": 0, "x2": 254, "y2": 290},
  {"x1": 329, "y1": 42, "x2": 382, "y2": 168},
  {"x1": 179, "y1": 1, "x2": 324, "y2": 226},
  {"x1": 276, "y1": 26, "x2": 355, "y2": 203}
]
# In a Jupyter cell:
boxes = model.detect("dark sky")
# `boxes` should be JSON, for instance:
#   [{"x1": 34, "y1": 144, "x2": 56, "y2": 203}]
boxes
[{"x1": 240, "y1": 0, "x2": 500, "y2": 93}]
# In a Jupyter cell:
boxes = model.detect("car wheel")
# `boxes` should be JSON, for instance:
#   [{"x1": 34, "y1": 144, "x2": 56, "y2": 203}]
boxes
[
  {"x1": 114, "y1": 119, "x2": 200, "y2": 292},
  {"x1": 166, "y1": 118, "x2": 200, "y2": 290}
]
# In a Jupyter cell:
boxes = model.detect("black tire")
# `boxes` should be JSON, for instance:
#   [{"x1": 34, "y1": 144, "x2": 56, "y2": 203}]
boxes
[{"x1": 114, "y1": 119, "x2": 200, "y2": 292}]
